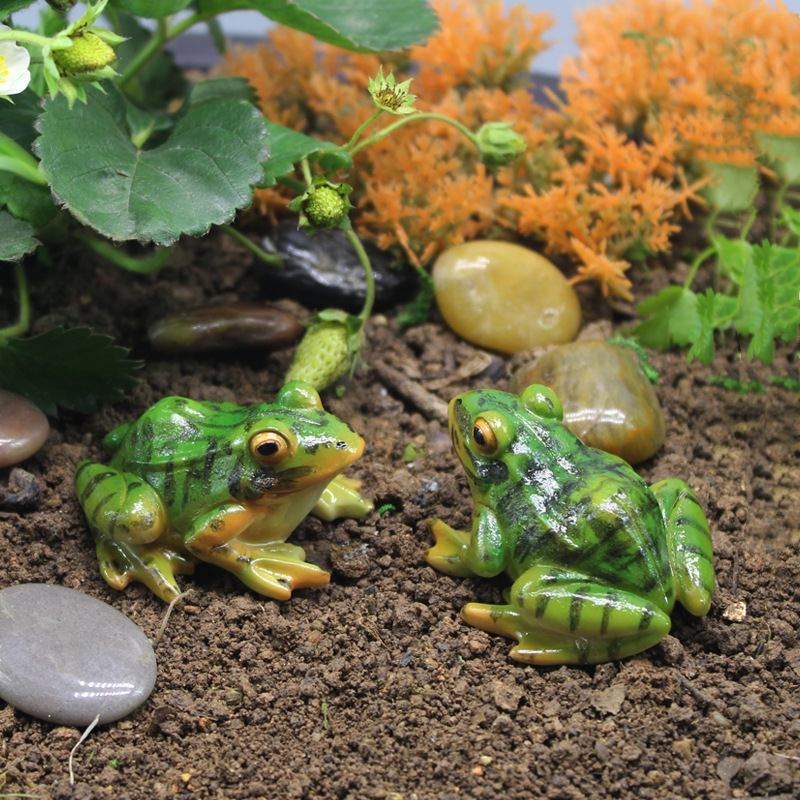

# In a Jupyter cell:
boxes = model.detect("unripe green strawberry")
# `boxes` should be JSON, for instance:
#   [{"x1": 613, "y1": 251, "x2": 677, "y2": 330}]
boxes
[
  {"x1": 285, "y1": 319, "x2": 359, "y2": 392},
  {"x1": 53, "y1": 31, "x2": 116, "y2": 76},
  {"x1": 303, "y1": 185, "x2": 348, "y2": 229}
]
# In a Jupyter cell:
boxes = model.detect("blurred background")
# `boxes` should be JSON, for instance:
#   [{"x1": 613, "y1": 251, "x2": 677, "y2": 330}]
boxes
[{"x1": 11, "y1": 0, "x2": 800, "y2": 76}]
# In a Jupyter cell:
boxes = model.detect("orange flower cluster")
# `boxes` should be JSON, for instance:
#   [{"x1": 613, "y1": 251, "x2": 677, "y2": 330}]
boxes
[{"x1": 220, "y1": 0, "x2": 790, "y2": 300}]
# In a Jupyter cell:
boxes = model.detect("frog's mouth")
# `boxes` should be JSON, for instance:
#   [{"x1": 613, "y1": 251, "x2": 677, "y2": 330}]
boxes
[{"x1": 448, "y1": 396, "x2": 471, "y2": 459}]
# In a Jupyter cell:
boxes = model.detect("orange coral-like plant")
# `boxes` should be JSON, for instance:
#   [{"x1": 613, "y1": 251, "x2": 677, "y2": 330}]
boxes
[{"x1": 221, "y1": 0, "x2": 797, "y2": 300}]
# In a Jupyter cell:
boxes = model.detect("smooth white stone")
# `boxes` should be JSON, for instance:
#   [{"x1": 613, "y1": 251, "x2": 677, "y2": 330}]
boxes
[{"x1": 0, "y1": 584, "x2": 157, "y2": 726}]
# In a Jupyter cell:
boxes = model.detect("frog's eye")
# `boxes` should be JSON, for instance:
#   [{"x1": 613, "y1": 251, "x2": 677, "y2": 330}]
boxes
[
  {"x1": 472, "y1": 418, "x2": 498, "y2": 455},
  {"x1": 250, "y1": 431, "x2": 291, "y2": 465}
]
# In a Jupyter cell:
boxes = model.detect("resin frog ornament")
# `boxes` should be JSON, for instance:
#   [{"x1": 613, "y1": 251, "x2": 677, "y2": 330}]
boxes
[
  {"x1": 426, "y1": 385, "x2": 714, "y2": 665},
  {"x1": 75, "y1": 381, "x2": 373, "y2": 602}
]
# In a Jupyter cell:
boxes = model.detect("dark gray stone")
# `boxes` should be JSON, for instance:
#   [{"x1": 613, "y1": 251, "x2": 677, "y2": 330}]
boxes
[
  {"x1": 0, "y1": 584, "x2": 156, "y2": 726},
  {"x1": 257, "y1": 222, "x2": 417, "y2": 312}
]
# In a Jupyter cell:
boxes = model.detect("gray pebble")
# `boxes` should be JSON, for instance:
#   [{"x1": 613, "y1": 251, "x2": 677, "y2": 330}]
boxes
[{"x1": 0, "y1": 584, "x2": 156, "y2": 726}]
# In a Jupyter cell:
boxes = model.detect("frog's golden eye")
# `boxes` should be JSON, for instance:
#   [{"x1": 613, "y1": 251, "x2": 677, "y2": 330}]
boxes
[
  {"x1": 472, "y1": 418, "x2": 498, "y2": 455},
  {"x1": 250, "y1": 431, "x2": 291, "y2": 465}
]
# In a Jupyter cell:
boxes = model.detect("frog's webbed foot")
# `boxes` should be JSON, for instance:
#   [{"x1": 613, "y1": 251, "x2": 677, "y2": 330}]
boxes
[
  {"x1": 650, "y1": 479, "x2": 715, "y2": 616},
  {"x1": 312, "y1": 475, "x2": 374, "y2": 521},
  {"x1": 461, "y1": 565, "x2": 671, "y2": 665},
  {"x1": 425, "y1": 519, "x2": 474, "y2": 578},
  {"x1": 96, "y1": 537, "x2": 195, "y2": 602},
  {"x1": 234, "y1": 543, "x2": 331, "y2": 600}
]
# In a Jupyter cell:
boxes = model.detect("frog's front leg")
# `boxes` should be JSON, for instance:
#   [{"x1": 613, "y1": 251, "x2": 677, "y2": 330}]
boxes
[
  {"x1": 426, "y1": 507, "x2": 506, "y2": 578},
  {"x1": 184, "y1": 506, "x2": 329, "y2": 600},
  {"x1": 650, "y1": 479, "x2": 715, "y2": 616},
  {"x1": 461, "y1": 564, "x2": 672, "y2": 665},
  {"x1": 312, "y1": 475, "x2": 374, "y2": 521},
  {"x1": 75, "y1": 460, "x2": 194, "y2": 602}
]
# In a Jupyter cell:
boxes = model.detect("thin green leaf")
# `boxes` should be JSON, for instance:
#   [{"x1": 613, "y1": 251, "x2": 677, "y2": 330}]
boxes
[
  {"x1": 0, "y1": 327, "x2": 142, "y2": 416},
  {"x1": 34, "y1": 83, "x2": 269, "y2": 245},
  {"x1": 0, "y1": 210, "x2": 38, "y2": 261}
]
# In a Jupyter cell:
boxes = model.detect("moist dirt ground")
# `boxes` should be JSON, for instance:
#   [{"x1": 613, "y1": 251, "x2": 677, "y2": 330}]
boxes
[{"x1": 1, "y1": 228, "x2": 799, "y2": 800}]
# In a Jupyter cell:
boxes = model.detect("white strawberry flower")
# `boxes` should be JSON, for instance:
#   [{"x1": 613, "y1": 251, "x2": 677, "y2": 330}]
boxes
[{"x1": 0, "y1": 24, "x2": 31, "y2": 99}]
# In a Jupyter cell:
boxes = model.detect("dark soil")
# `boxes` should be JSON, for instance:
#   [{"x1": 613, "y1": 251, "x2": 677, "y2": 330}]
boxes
[{"x1": 1, "y1": 229, "x2": 799, "y2": 800}]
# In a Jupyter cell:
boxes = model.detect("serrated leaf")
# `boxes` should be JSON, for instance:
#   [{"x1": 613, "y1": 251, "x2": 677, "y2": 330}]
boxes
[
  {"x1": 0, "y1": 210, "x2": 39, "y2": 261},
  {"x1": 0, "y1": 174, "x2": 58, "y2": 228},
  {"x1": 0, "y1": 327, "x2": 141, "y2": 416},
  {"x1": 634, "y1": 286, "x2": 701, "y2": 350},
  {"x1": 701, "y1": 161, "x2": 759, "y2": 213},
  {"x1": 34, "y1": 84, "x2": 269, "y2": 245},
  {"x1": 261, "y1": 120, "x2": 338, "y2": 187},
  {"x1": 712, "y1": 235, "x2": 751, "y2": 283},
  {"x1": 196, "y1": 0, "x2": 438, "y2": 52},
  {"x1": 687, "y1": 289, "x2": 722, "y2": 364}
]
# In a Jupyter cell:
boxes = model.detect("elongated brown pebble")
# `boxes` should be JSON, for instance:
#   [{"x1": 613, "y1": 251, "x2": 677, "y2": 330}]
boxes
[
  {"x1": 510, "y1": 341, "x2": 665, "y2": 464},
  {"x1": 0, "y1": 390, "x2": 49, "y2": 468},
  {"x1": 432, "y1": 240, "x2": 581, "y2": 353},
  {"x1": 148, "y1": 303, "x2": 303, "y2": 353}
]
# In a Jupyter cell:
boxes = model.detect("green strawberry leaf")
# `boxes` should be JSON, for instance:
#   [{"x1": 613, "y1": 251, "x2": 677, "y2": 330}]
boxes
[
  {"x1": 0, "y1": 175, "x2": 58, "y2": 229},
  {"x1": 196, "y1": 0, "x2": 439, "y2": 52},
  {"x1": 0, "y1": 327, "x2": 142, "y2": 416},
  {"x1": 260, "y1": 121, "x2": 338, "y2": 187},
  {"x1": 0, "y1": 210, "x2": 39, "y2": 261},
  {"x1": 34, "y1": 82, "x2": 269, "y2": 245}
]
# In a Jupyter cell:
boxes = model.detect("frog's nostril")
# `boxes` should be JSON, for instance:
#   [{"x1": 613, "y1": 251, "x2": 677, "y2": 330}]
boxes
[
  {"x1": 455, "y1": 399, "x2": 463, "y2": 407},
  {"x1": 336, "y1": 441, "x2": 348, "y2": 450}
]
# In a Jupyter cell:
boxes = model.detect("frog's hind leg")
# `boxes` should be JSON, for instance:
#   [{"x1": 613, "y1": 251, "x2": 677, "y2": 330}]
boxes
[
  {"x1": 650, "y1": 479, "x2": 715, "y2": 616},
  {"x1": 461, "y1": 565, "x2": 671, "y2": 665},
  {"x1": 183, "y1": 507, "x2": 331, "y2": 601},
  {"x1": 75, "y1": 460, "x2": 194, "y2": 602}
]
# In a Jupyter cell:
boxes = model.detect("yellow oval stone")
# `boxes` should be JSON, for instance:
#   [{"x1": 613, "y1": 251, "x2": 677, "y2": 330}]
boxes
[{"x1": 432, "y1": 241, "x2": 581, "y2": 353}]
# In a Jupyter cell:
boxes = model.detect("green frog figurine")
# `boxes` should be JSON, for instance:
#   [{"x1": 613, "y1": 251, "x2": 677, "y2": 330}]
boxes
[
  {"x1": 75, "y1": 381, "x2": 373, "y2": 602},
  {"x1": 426, "y1": 385, "x2": 715, "y2": 665}
]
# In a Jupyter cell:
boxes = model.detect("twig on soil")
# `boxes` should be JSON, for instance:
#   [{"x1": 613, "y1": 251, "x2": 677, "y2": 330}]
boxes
[
  {"x1": 68, "y1": 714, "x2": 100, "y2": 786},
  {"x1": 372, "y1": 362, "x2": 448, "y2": 424},
  {"x1": 151, "y1": 589, "x2": 194, "y2": 648}
]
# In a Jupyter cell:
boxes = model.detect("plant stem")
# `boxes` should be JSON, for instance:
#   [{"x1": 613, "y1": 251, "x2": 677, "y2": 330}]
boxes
[
  {"x1": 0, "y1": 262, "x2": 31, "y2": 339},
  {"x1": 220, "y1": 225, "x2": 282, "y2": 266},
  {"x1": 76, "y1": 234, "x2": 173, "y2": 274},
  {"x1": 343, "y1": 110, "x2": 383, "y2": 152},
  {"x1": 684, "y1": 243, "x2": 716, "y2": 291},
  {"x1": 117, "y1": 11, "x2": 213, "y2": 89},
  {"x1": 0, "y1": 30, "x2": 54, "y2": 49},
  {"x1": 345, "y1": 228, "x2": 375, "y2": 323},
  {"x1": 349, "y1": 112, "x2": 477, "y2": 156}
]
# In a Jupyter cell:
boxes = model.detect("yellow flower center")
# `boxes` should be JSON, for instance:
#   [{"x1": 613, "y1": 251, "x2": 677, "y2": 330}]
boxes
[
  {"x1": 374, "y1": 85, "x2": 404, "y2": 110},
  {"x1": 0, "y1": 54, "x2": 9, "y2": 84}
]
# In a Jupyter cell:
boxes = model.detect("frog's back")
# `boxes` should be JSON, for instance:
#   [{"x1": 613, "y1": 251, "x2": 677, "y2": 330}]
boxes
[
  {"x1": 109, "y1": 397, "x2": 251, "y2": 470},
  {"x1": 504, "y1": 421, "x2": 673, "y2": 606}
]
